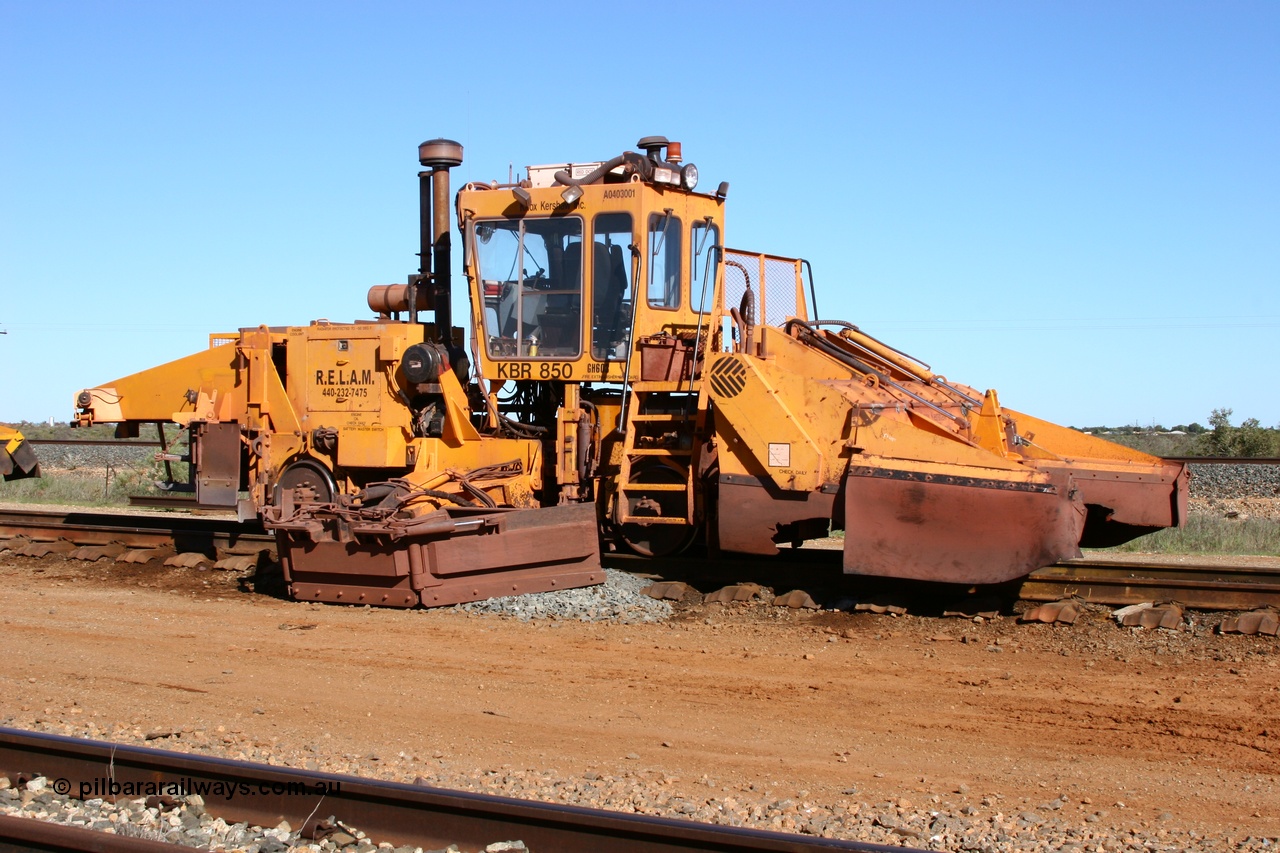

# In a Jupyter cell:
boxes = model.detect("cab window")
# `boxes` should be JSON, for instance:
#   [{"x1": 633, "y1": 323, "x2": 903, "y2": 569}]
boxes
[
  {"x1": 690, "y1": 219, "x2": 719, "y2": 314},
  {"x1": 475, "y1": 217, "x2": 583, "y2": 359},
  {"x1": 647, "y1": 213, "x2": 682, "y2": 310},
  {"x1": 591, "y1": 212, "x2": 632, "y2": 360}
]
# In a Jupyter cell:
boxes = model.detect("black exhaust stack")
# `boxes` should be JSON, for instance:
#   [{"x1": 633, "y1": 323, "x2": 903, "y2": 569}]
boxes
[{"x1": 417, "y1": 139, "x2": 464, "y2": 337}]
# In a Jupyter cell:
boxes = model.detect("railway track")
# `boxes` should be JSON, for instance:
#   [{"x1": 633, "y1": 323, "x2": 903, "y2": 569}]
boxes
[
  {"x1": 0, "y1": 507, "x2": 1277, "y2": 611},
  {"x1": 1022, "y1": 557, "x2": 1280, "y2": 610},
  {"x1": 0, "y1": 814, "x2": 181, "y2": 853},
  {"x1": 0, "y1": 728, "x2": 908, "y2": 853},
  {"x1": 0, "y1": 507, "x2": 270, "y2": 553}
]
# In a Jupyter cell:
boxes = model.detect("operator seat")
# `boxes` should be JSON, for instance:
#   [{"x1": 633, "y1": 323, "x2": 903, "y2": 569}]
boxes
[
  {"x1": 593, "y1": 243, "x2": 628, "y2": 356},
  {"x1": 538, "y1": 242, "x2": 584, "y2": 354}
]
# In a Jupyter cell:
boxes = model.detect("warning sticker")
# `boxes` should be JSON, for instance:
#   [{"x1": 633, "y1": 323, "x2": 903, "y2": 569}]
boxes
[{"x1": 767, "y1": 443, "x2": 791, "y2": 467}]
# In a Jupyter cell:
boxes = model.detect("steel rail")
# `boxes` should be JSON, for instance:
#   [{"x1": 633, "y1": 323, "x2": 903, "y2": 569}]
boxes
[
  {"x1": 124, "y1": 495, "x2": 224, "y2": 511},
  {"x1": 1167, "y1": 456, "x2": 1280, "y2": 465},
  {"x1": 1021, "y1": 559, "x2": 1280, "y2": 610},
  {"x1": 0, "y1": 814, "x2": 179, "y2": 853},
  {"x1": 0, "y1": 508, "x2": 270, "y2": 552},
  {"x1": 25, "y1": 440, "x2": 164, "y2": 449},
  {"x1": 0, "y1": 728, "x2": 910, "y2": 853}
]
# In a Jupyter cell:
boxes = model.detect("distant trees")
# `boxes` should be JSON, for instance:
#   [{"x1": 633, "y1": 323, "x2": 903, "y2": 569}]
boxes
[
  {"x1": 1203, "y1": 408, "x2": 1278, "y2": 457},
  {"x1": 1067, "y1": 411, "x2": 1276, "y2": 457}
]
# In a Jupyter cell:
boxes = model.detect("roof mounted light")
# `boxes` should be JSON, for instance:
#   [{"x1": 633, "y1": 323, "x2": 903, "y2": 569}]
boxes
[
  {"x1": 561, "y1": 184, "x2": 584, "y2": 205},
  {"x1": 653, "y1": 166, "x2": 679, "y2": 186},
  {"x1": 512, "y1": 186, "x2": 532, "y2": 209},
  {"x1": 681, "y1": 163, "x2": 699, "y2": 191}
]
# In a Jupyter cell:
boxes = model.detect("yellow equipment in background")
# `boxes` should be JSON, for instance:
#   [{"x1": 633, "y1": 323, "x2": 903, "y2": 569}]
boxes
[
  {"x1": 72, "y1": 136, "x2": 1187, "y2": 606},
  {"x1": 0, "y1": 426, "x2": 40, "y2": 481}
]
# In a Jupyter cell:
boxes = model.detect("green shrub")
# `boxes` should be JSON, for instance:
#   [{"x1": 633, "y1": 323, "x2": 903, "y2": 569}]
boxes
[
  {"x1": 1100, "y1": 515, "x2": 1280, "y2": 556},
  {"x1": 1200, "y1": 408, "x2": 1279, "y2": 457},
  {"x1": 1, "y1": 462, "x2": 174, "y2": 507}
]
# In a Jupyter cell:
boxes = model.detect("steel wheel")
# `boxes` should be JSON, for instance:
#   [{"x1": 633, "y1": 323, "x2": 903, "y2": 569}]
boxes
[
  {"x1": 274, "y1": 458, "x2": 338, "y2": 506},
  {"x1": 616, "y1": 460, "x2": 699, "y2": 558}
]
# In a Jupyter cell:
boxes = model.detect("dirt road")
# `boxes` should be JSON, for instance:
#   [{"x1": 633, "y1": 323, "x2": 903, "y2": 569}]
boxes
[{"x1": 1, "y1": 553, "x2": 1277, "y2": 846}]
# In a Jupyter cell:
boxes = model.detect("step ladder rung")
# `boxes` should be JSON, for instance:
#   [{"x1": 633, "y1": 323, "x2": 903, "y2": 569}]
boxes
[
  {"x1": 618, "y1": 482, "x2": 687, "y2": 492},
  {"x1": 629, "y1": 413, "x2": 685, "y2": 422},
  {"x1": 630, "y1": 381, "x2": 688, "y2": 391},
  {"x1": 618, "y1": 515, "x2": 692, "y2": 525},
  {"x1": 627, "y1": 448, "x2": 692, "y2": 456}
]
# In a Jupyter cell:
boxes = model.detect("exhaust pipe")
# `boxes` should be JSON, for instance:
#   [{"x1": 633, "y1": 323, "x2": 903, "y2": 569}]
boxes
[
  {"x1": 418, "y1": 139, "x2": 463, "y2": 337},
  {"x1": 367, "y1": 139, "x2": 464, "y2": 328}
]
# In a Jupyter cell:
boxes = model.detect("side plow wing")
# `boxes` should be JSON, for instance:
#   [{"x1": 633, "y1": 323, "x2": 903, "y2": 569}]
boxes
[{"x1": 842, "y1": 465, "x2": 1086, "y2": 585}]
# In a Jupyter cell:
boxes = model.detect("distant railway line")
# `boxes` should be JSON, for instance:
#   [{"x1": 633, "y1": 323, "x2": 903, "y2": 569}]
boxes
[{"x1": 1164, "y1": 456, "x2": 1280, "y2": 464}]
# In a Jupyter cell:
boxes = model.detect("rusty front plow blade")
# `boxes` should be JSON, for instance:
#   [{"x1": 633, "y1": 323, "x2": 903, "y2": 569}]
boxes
[{"x1": 271, "y1": 502, "x2": 603, "y2": 608}]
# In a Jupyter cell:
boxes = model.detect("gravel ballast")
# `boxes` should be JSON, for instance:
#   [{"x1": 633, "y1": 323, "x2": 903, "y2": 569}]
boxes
[
  {"x1": 454, "y1": 569, "x2": 672, "y2": 623},
  {"x1": 1187, "y1": 462, "x2": 1280, "y2": 499},
  {"x1": 2, "y1": 749, "x2": 1275, "y2": 853},
  {"x1": 0, "y1": 774, "x2": 521, "y2": 852}
]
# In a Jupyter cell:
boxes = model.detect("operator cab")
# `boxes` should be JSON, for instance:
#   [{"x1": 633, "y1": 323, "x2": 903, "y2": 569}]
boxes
[{"x1": 462, "y1": 137, "x2": 727, "y2": 385}]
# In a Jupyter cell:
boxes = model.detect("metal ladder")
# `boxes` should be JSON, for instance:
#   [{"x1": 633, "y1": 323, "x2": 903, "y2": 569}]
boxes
[{"x1": 614, "y1": 383, "x2": 696, "y2": 527}]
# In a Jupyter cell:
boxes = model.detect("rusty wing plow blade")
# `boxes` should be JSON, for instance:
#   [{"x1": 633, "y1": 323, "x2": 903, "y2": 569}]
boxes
[
  {"x1": 1051, "y1": 460, "x2": 1189, "y2": 548},
  {"x1": 841, "y1": 464, "x2": 1086, "y2": 585}
]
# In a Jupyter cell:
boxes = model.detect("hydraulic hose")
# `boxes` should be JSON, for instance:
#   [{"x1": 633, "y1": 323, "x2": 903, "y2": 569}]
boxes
[
  {"x1": 786, "y1": 319, "x2": 981, "y2": 411},
  {"x1": 789, "y1": 322, "x2": 968, "y2": 429},
  {"x1": 553, "y1": 155, "x2": 627, "y2": 188}
]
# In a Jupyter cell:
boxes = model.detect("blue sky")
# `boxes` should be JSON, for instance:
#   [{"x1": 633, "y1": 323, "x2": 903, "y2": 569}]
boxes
[{"x1": 2, "y1": 1, "x2": 1276, "y2": 428}]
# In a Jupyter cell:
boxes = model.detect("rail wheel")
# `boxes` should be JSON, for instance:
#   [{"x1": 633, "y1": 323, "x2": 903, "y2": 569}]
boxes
[
  {"x1": 616, "y1": 459, "x2": 699, "y2": 558},
  {"x1": 274, "y1": 458, "x2": 338, "y2": 506}
]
